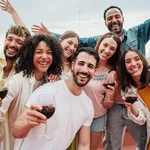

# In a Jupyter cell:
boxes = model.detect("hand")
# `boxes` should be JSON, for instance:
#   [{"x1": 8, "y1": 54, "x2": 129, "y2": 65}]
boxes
[
  {"x1": 26, "y1": 104, "x2": 46, "y2": 128},
  {"x1": 48, "y1": 74, "x2": 61, "y2": 82},
  {"x1": 0, "y1": 0, "x2": 14, "y2": 14},
  {"x1": 104, "y1": 81, "x2": 118, "y2": 100},
  {"x1": 122, "y1": 97, "x2": 139, "y2": 117},
  {"x1": 31, "y1": 23, "x2": 51, "y2": 35}
]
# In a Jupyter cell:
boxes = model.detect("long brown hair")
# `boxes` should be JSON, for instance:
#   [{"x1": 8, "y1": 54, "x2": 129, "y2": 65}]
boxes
[{"x1": 95, "y1": 32, "x2": 121, "y2": 70}]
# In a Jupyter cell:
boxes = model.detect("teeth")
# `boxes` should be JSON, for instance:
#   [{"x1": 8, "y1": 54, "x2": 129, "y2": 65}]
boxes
[
  {"x1": 131, "y1": 67, "x2": 138, "y2": 71},
  {"x1": 39, "y1": 62, "x2": 48, "y2": 65},
  {"x1": 8, "y1": 49, "x2": 16, "y2": 53}
]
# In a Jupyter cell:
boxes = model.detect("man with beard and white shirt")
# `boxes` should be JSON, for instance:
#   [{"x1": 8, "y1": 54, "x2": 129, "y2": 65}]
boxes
[
  {"x1": 0, "y1": 25, "x2": 30, "y2": 148},
  {"x1": 0, "y1": 25, "x2": 30, "y2": 88},
  {"x1": 12, "y1": 47, "x2": 102, "y2": 150}
]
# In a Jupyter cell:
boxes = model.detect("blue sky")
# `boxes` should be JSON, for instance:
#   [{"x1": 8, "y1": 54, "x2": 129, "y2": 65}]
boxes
[{"x1": 0, "y1": 0, "x2": 150, "y2": 57}]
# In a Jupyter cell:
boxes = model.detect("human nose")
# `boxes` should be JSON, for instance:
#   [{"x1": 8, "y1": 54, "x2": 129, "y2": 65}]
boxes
[
  {"x1": 112, "y1": 17, "x2": 117, "y2": 22},
  {"x1": 70, "y1": 45, "x2": 75, "y2": 52},
  {"x1": 9, "y1": 40, "x2": 17, "y2": 47},
  {"x1": 131, "y1": 60, "x2": 136, "y2": 66},
  {"x1": 104, "y1": 47, "x2": 110, "y2": 54},
  {"x1": 41, "y1": 52, "x2": 48, "y2": 59},
  {"x1": 82, "y1": 65, "x2": 88, "y2": 72}
]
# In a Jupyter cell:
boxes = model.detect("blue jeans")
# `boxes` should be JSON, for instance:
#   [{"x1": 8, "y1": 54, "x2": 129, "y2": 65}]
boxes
[{"x1": 103, "y1": 104, "x2": 147, "y2": 150}]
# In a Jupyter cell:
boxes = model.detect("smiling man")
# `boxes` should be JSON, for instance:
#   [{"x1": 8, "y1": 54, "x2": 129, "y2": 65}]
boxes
[
  {"x1": 0, "y1": 25, "x2": 30, "y2": 88},
  {"x1": 12, "y1": 47, "x2": 99, "y2": 150}
]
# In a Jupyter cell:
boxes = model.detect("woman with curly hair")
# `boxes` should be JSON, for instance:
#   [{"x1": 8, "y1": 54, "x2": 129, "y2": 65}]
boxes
[{"x1": 0, "y1": 34, "x2": 63, "y2": 150}]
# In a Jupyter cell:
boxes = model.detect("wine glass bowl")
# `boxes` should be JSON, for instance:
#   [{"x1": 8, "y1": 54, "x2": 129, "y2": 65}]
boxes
[
  {"x1": 0, "y1": 87, "x2": 8, "y2": 99},
  {"x1": 103, "y1": 73, "x2": 115, "y2": 88},
  {"x1": 38, "y1": 105, "x2": 55, "y2": 119},
  {"x1": 124, "y1": 88, "x2": 138, "y2": 104}
]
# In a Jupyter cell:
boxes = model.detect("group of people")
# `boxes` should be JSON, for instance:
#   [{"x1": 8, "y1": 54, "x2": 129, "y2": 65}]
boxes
[{"x1": 0, "y1": 0, "x2": 150, "y2": 150}]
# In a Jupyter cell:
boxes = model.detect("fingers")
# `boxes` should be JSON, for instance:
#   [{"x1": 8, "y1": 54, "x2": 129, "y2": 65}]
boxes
[
  {"x1": 26, "y1": 105, "x2": 46, "y2": 128},
  {"x1": 48, "y1": 74, "x2": 61, "y2": 82},
  {"x1": 27, "y1": 110, "x2": 46, "y2": 121},
  {"x1": 32, "y1": 24, "x2": 41, "y2": 28},
  {"x1": 41, "y1": 22, "x2": 46, "y2": 28}
]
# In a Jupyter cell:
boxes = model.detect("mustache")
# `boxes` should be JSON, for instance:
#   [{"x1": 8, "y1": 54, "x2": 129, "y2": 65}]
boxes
[
  {"x1": 111, "y1": 21, "x2": 120, "y2": 27},
  {"x1": 5, "y1": 45, "x2": 19, "y2": 51},
  {"x1": 77, "y1": 72, "x2": 90, "y2": 77}
]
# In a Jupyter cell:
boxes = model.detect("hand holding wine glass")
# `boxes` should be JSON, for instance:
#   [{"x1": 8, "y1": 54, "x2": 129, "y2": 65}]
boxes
[
  {"x1": 37, "y1": 94, "x2": 55, "y2": 141},
  {"x1": 124, "y1": 88, "x2": 138, "y2": 104},
  {"x1": 103, "y1": 73, "x2": 115, "y2": 88}
]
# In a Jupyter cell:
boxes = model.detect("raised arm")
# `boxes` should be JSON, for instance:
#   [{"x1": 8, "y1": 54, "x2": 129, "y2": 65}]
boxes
[
  {"x1": 0, "y1": 0, "x2": 25, "y2": 27},
  {"x1": 12, "y1": 104, "x2": 46, "y2": 138}
]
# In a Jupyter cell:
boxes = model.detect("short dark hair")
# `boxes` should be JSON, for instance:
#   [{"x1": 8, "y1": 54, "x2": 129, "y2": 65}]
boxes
[
  {"x1": 72, "y1": 47, "x2": 100, "y2": 68},
  {"x1": 95, "y1": 32, "x2": 121, "y2": 70},
  {"x1": 16, "y1": 34, "x2": 63, "y2": 77},
  {"x1": 5, "y1": 25, "x2": 31, "y2": 38},
  {"x1": 104, "y1": 6, "x2": 123, "y2": 20},
  {"x1": 120, "y1": 48, "x2": 150, "y2": 91}
]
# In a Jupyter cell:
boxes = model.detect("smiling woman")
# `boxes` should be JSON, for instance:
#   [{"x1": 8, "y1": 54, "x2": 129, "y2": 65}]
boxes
[{"x1": 0, "y1": 34, "x2": 63, "y2": 150}]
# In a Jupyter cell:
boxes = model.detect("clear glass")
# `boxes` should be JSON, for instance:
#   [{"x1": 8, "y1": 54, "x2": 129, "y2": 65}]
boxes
[
  {"x1": 37, "y1": 94, "x2": 55, "y2": 141},
  {"x1": 0, "y1": 87, "x2": 8, "y2": 122},
  {"x1": 103, "y1": 73, "x2": 115, "y2": 88},
  {"x1": 123, "y1": 87, "x2": 138, "y2": 104}
]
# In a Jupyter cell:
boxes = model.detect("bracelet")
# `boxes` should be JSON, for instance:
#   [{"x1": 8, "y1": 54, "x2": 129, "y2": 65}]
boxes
[{"x1": 103, "y1": 100, "x2": 114, "y2": 103}]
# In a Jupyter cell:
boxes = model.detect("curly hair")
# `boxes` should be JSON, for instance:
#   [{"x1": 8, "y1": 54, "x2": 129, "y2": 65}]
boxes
[
  {"x1": 16, "y1": 34, "x2": 63, "y2": 77},
  {"x1": 5, "y1": 25, "x2": 31, "y2": 38},
  {"x1": 95, "y1": 32, "x2": 122, "y2": 70}
]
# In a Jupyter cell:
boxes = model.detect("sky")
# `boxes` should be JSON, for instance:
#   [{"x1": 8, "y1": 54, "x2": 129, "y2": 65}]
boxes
[{"x1": 0, "y1": 0, "x2": 150, "y2": 57}]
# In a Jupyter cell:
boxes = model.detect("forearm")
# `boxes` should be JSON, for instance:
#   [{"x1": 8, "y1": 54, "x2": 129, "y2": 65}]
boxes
[
  {"x1": 11, "y1": 8, "x2": 25, "y2": 27},
  {"x1": 102, "y1": 99, "x2": 114, "y2": 109},
  {"x1": 12, "y1": 118, "x2": 31, "y2": 139},
  {"x1": 78, "y1": 144, "x2": 90, "y2": 150}
]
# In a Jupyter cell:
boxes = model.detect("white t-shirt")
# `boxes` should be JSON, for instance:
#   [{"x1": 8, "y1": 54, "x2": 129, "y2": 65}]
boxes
[{"x1": 20, "y1": 80, "x2": 94, "y2": 150}]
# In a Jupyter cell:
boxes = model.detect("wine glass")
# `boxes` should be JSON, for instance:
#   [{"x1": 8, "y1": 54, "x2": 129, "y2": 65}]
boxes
[
  {"x1": 124, "y1": 87, "x2": 138, "y2": 104},
  {"x1": 0, "y1": 87, "x2": 8, "y2": 122},
  {"x1": 103, "y1": 73, "x2": 115, "y2": 88},
  {"x1": 37, "y1": 94, "x2": 55, "y2": 141}
]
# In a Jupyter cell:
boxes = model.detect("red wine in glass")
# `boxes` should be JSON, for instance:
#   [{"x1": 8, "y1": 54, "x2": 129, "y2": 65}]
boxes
[
  {"x1": 38, "y1": 106, "x2": 55, "y2": 119},
  {"x1": 0, "y1": 88, "x2": 8, "y2": 99},
  {"x1": 104, "y1": 83, "x2": 115, "y2": 88},
  {"x1": 125, "y1": 96, "x2": 137, "y2": 104}
]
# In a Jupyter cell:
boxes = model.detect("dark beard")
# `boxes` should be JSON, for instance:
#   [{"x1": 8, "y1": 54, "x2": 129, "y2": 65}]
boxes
[
  {"x1": 108, "y1": 21, "x2": 123, "y2": 35},
  {"x1": 72, "y1": 70, "x2": 91, "y2": 87},
  {"x1": 4, "y1": 47, "x2": 19, "y2": 60}
]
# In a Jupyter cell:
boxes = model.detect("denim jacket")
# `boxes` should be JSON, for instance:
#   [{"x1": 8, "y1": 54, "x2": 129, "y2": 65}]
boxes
[
  {"x1": 79, "y1": 19, "x2": 150, "y2": 56},
  {"x1": 53, "y1": 19, "x2": 150, "y2": 56}
]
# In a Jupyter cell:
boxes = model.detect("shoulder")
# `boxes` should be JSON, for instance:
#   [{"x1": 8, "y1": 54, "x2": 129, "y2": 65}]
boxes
[{"x1": 34, "y1": 80, "x2": 64, "y2": 94}]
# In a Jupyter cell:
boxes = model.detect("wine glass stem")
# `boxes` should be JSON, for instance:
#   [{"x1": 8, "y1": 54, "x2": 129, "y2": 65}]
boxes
[{"x1": 45, "y1": 120, "x2": 47, "y2": 135}]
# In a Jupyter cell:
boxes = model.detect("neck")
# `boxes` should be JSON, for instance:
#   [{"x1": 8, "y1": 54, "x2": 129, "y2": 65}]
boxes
[
  {"x1": 65, "y1": 77, "x2": 83, "y2": 96},
  {"x1": 4, "y1": 58, "x2": 15, "y2": 71},
  {"x1": 118, "y1": 31, "x2": 123, "y2": 38},
  {"x1": 133, "y1": 77, "x2": 141, "y2": 88},
  {"x1": 97, "y1": 60, "x2": 111, "y2": 72},
  {"x1": 34, "y1": 70, "x2": 44, "y2": 81}
]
